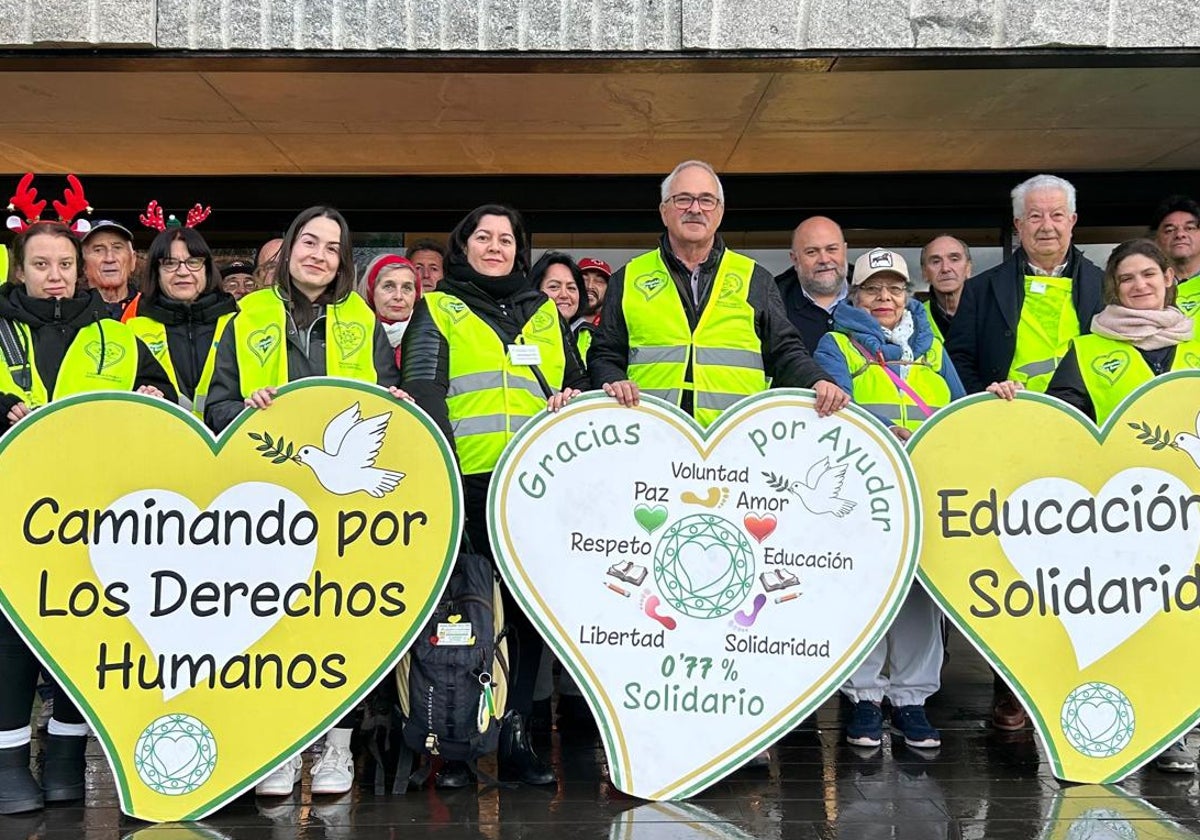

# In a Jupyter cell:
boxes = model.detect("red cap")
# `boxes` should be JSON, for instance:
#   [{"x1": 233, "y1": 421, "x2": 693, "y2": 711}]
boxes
[{"x1": 577, "y1": 257, "x2": 612, "y2": 278}]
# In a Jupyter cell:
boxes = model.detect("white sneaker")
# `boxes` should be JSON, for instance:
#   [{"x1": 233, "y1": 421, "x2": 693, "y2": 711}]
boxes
[
  {"x1": 255, "y1": 755, "x2": 302, "y2": 796},
  {"x1": 310, "y1": 742, "x2": 354, "y2": 795}
]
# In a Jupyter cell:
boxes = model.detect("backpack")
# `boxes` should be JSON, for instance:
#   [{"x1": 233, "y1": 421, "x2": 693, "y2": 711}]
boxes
[{"x1": 392, "y1": 550, "x2": 509, "y2": 790}]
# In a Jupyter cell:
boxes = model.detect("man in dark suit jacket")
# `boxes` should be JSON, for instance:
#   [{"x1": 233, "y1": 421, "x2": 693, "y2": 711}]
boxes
[
  {"x1": 946, "y1": 174, "x2": 1103, "y2": 395},
  {"x1": 776, "y1": 216, "x2": 850, "y2": 354}
]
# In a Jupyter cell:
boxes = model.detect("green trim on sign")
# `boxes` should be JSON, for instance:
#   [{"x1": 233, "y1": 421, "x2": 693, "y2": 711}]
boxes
[{"x1": 0, "y1": 378, "x2": 463, "y2": 822}]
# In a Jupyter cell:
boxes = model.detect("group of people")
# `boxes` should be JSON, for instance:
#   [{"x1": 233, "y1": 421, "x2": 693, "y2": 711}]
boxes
[{"x1": 0, "y1": 161, "x2": 1195, "y2": 815}]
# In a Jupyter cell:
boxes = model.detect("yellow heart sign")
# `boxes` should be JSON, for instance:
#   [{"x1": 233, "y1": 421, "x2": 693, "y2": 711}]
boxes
[
  {"x1": 909, "y1": 371, "x2": 1200, "y2": 783},
  {"x1": 0, "y1": 379, "x2": 461, "y2": 822}
]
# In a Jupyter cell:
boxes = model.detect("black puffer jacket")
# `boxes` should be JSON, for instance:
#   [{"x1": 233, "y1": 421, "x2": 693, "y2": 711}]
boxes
[
  {"x1": 135, "y1": 289, "x2": 238, "y2": 402},
  {"x1": 0, "y1": 283, "x2": 177, "y2": 425}
]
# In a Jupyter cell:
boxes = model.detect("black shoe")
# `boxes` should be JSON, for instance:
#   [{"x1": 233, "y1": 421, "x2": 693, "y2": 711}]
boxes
[
  {"x1": 498, "y1": 712, "x2": 555, "y2": 786},
  {"x1": 434, "y1": 760, "x2": 472, "y2": 789},
  {"x1": 0, "y1": 744, "x2": 43, "y2": 814},
  {"x1": 40, "y1": 735, "x2": 85, "y2": 803}
]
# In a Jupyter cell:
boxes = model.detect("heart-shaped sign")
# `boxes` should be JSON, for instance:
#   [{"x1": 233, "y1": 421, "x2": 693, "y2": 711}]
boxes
[
  {"x1": 0, "y1": 379, "x2": 461, "y2": 821},
  {"x1": 488, "y1": 390, "x2": 918, "y2": 799},
  {"x1": 909, "y1": 371, "x2": 1200, "y2": 783}
]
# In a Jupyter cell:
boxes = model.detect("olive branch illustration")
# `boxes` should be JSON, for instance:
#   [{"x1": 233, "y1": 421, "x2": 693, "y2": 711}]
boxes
[
  {"x1": 247, "y1": 431, "x2": 301, "y2": 464},
  {"x1": 762, "y1": 470, "x2": 792, "y2": 493},
  {"x1": 1128, "y1": 420, "x2": 1173, "y2": 451}
]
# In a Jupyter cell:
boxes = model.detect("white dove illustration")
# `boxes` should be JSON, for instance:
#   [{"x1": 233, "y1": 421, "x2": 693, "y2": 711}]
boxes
[
  {"x1": 1171, "y1": 410, "x2": 1200, "y2": 469},
  {"x1": 294, "y1": 403, "x2": 406, "y2": 497},
  {"x1": 786, "y1": 457, "x2": 857, "y2": 517}
]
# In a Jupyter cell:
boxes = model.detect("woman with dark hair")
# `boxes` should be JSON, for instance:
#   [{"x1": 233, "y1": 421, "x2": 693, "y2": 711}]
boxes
[
  {"x1": 531, "y1": 251, "x2": 594, "y2": 360},
  {"x1": 402, "y1": 204, "x2": 588, "y2": 788},
  {"x1": 204, "y1": 206, "x2": 407, "y2": 798},
  {"x1": 0, "y1": 220, "x2": 175, "y2": 814},
  {"x1": 125, "y1": 226, "x2": 238, "y2": 417}
]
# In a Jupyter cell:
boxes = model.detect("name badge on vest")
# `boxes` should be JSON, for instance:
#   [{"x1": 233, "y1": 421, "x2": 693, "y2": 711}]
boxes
[
  {"x1": 508, "y1": 344, "x2": 542, "y2": 366},
  {"x1": 1029, "y1": 280, "x2": 1047, "y2": 295}
]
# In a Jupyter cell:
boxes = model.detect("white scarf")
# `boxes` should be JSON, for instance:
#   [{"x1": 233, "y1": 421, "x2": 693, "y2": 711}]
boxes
[
  {"x1": 381, "y1": 319, "x2": 409, "y2": 348},
  {"x1": 880, "y1": 309, "x2": 915, "y2": 362}
]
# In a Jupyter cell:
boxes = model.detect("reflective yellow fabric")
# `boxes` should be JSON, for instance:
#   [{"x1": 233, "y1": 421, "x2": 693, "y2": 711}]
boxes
[
  {"x1": 1009, "y1": 275, "x2": 1080, "y2": 393},
  {"x1": 127, "y1": 313, "x2": 233, "y2": 417},
  {"x1": 0, "y1": 319, "x2": 139, "y2": 406},
  {"x1": 1073, "y1": 333, "x2": 1200, "y2": 424},
  {"x1": 828, "y1": 331, "x2": 951, "y2": 432},
  {"x1": 924, "y1": 300, "x2": 944, "y2": 343},
  {"x1": 1176, "y1": 276, "x2": 1200, "y2": 320}
]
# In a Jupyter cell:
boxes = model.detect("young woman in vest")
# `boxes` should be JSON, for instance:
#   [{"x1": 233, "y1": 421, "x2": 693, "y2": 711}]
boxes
[
  {"x1": 125, "y1": 225, "x2": 238, "y2": 417},
  {"x1": 812, "y1": 248, "x2": 963, "y2": 754},
  {"x1": 0, "y1": 220, "x2": 176, "y2": 814},
  {"x1": 204, "y1": 206, "x2": 406, "y2": 798},
  {"x1": 402, "y1": 205, "x2": 587, "y2": 788},
  {"x1": 359, "y1": 253, "x2": 420, "y2": 371}
]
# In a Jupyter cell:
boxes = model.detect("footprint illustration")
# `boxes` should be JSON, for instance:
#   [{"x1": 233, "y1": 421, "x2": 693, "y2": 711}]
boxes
[{"x1": 680, "y1": 486, "x2": 729, "y2": 509}]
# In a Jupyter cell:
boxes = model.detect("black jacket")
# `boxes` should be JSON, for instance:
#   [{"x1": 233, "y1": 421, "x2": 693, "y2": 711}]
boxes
[
  {"x1": 1046, "y1": 342, "x2": 1176, "y2": 423},
  {"x1": 775, "y1": 265, "x2": 839, "y2": 355},
  {"x1": 588, "y1": 236, "x2": 830, "y2": 414},
  {"x1": 204, "y1": 300, "x2": 403, "y2": 432},
  {"x1": 0, "y1": 284, "x2": 177, "y2": 425},
  {"x1": 135, "y1": 289, "x2": 238, "y2": 403},
  {"x1": 946, "y1": 245, "x2": 1104, "y2": 393}
]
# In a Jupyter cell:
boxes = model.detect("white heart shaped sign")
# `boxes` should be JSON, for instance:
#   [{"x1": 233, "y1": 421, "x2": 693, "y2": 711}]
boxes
[{"x1": 488, "y1": 391, "x2": 919, "y2": 799}]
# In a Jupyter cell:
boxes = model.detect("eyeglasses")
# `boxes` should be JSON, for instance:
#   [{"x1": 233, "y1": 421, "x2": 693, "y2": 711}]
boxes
[
  {"x1": 857, "y1": 283, "x2": 908, "y2": 298},
  {"x1": 161, "y1": 257, "x2": 206, "y2": 272},
  {"x1": 1161, "y1": 222, "x2": 1200, "y2": 236},
  {"x1": 666, "y1": 193, "x2": 721, "y2": 211}
]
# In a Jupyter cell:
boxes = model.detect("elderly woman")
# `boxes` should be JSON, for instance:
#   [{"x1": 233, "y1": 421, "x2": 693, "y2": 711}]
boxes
[
  {"x1": 813, "y1": 248, "x2": 963, "y2": 755},
  {"x1": 359, "y1": 254, "x2": 421, "y2": 370},
  {"x1": 402, "y1": 204, "x2": 588, "y2": 788}
]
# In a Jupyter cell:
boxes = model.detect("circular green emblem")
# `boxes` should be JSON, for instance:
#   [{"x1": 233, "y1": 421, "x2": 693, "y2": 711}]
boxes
[
  {"x1": 134, "y1": 714, "x2": 218, "y2": 795},
  {"x1": 1060, "y1": 682, "x2": 1135, "y2": 758},
  {"x1": 653, "y1": 513, "x2": 754, "y2": 619}
]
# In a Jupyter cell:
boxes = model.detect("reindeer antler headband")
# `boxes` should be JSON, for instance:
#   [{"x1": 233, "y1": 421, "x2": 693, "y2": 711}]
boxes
[
  {"x1": 139, "y1": 200, "x2": 212, "y2": 232},
  {"x1": 6, "y1": 173, "x2": 93, "y2": 235}
]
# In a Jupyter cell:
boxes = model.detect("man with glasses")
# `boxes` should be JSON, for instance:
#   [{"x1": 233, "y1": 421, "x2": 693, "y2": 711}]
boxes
[
  {"x1": 589, "y1": 159, "x2": 847, "y2": 425},
  {"x1": 82, "y1": 220, "x2": 139, "y2": 319},
  {"x1": 220, "y1": 259, "x2": 258, "y2": 300},
  {"x1": 1151, "y1": 195, "x2": 1200, "y2": 318}
]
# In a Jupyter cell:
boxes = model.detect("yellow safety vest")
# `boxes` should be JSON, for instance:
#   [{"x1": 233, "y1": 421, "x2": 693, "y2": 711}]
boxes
[
  {"x1": 622, "y1": 248, "x2": 766, "y2": 428},
  {"x1": 1176, "y1": 276, "x2": 1200, "y2": 320},
  {"x1": 232, "y1": 288, "x2": 377, "y2": 394},
  {"x1": 924, "y1": 299, "x2": 948, "y2": 344},
  {"x1": 425, "y1": 292, "x2": 566, "y2": 475},
  {"x1": 1009, "y1": 275, "x2": 1080, "y2": 393},
  {"x1": 576, "y1": 327, "x2": 592, "y2": 361},
  {"x1": 127, "y1": 313, "x2": 234, "y2": 417},
  {"x1": 828, "y1": 332, "x2": 952, "y2": 432},
  {"x1": 1073, "y1": 333, "x2": 1200, "y2": 424},
  {"x1": 0, "y1": 318, "x2": 139, "y2": 407}
]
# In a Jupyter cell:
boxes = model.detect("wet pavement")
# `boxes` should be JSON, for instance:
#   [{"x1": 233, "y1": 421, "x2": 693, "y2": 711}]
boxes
[{"x1": 4, "y1": 633, "x2": 1199, "y2": 839}]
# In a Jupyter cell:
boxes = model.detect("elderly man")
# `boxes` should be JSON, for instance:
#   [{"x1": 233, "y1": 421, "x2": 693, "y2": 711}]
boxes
[
  {"x1": 1151, "y1": 195, "x2": 1200, "y2": 317},
  {"x1": 947, "y1": 174, "x2": 1103, "y2": 396},
  {"x1": 920, "y1": 235, "x2": 973, "y2": 341},
  {"x1": 776, "y1": 216, "x2": 850, "y2": 353},
  {"x1": 82, "y1": 220, "x2": 138, "y2": 319},
  {"x1": 589, "y1": 160, "x2": 847, "y2": 423}
]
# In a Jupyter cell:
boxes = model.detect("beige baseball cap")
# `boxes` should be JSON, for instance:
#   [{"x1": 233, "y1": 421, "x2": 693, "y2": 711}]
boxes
[{"x1": 852, "y1": 248, "x2": 910, "y2": 286}]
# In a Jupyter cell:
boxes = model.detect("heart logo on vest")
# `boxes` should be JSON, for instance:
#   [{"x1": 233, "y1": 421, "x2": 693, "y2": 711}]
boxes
[
  {"x1": 717, "y1": 273, "x2": 745, "y2": 306},
  {"x1": 1185, "y1": 352, "x2": 1200, "y2": 369},
  {"x1": 84, "y1": 340, "x2": 126, "y2": 371},
  {"x1": 331, "y1": 322, "x2": 366, "y2": 362},
  {"x1": 488, "y1": 391, "x2": 918, "y2": 799},
  {"x1": 530, "y1": 310, "x2": 555, "y2": 333},
  {"x1": 1091, "y1": 350, "x2": 1129, "y2": 386},
  {"x1": 909, "y1": 373, "x2": 1200, "y2": 784},
  {"x1": 145, "y1": 339, "x2": 167, "y2": 357},
  {"x1": 247, "y1": 325, "x2": 281, "y2": 365},
  {"x1": 1180, "y1": 299, "x2": 1198, "y2": 315},
  {"x1": 633, "y1": 272, "x2": 668, "y2": 302},
  {"x1": 0, "y1": 381, "x2": 461, "y2": 821},
  {"x1": 437, "y1": 297, "x2": 468, "y2": 323}
]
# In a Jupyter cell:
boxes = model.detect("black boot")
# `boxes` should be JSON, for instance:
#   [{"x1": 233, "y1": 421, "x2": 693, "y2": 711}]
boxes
[
  {"x1": 40, "y1": 735, "x2": 85, "y2": 803},
  {"x1": 0, "y1": 743, "x2": 43, "y2": 814},
  {"x1": 434, "y1": 759, "x2": 472, "y2": 789},
  {"x1": 498, "y1": 712, "x2": 555, "y2": 786}
]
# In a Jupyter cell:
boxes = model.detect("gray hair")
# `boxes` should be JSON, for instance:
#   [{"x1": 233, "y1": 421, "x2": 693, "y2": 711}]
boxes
[
  {"x1": 919, "y1": 234, "x2": 973, "y2": 268},
  {"x1": 660, "y1": 160, "x2": 725, "y2": 205},
  {"x1": 1011, "y1": 174, "x2": 1077, "y2": 219}
]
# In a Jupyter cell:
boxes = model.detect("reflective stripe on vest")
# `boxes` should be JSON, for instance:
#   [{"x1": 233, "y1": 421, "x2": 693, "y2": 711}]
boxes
[
  {"x1": 1073, "y1": 333, "x2": 1200, "y2": 424},
  {"x1": 425, "y1": 292, "x2": 566, "y2": 475},
  {"x1": 621, "y1": 248, "x2": 765, "y2": 428},
  {"x1": 0, "y1": 318, "x2": 140, "y2": 406},
  {"x1": 828, "y1": 331, "x2": 951, "y2": 432},
  {"x1": 233, "y1": 288, "x2": 378, "y2": 394},
  {"x1": 1009, "y1": 274, "x2": 1080, "y2": 393},
  {"x1": 127, "y1": 313, "x2": 233, "y2": 417}
]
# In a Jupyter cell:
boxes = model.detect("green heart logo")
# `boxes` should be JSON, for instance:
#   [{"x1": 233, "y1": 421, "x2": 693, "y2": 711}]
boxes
[
  {"x1": 633, "y1": 272, "x2": 668, "y2": 302},
  {"x1": 633, "y1": 503, "x2": 668, "y2": 535},
  {"x1": 530, "y1": 311, "x2": 554, "y2": 333},
  {"x1": 84, "y1": 341, "x2": 126, "y2": 371},
  {"x1": 331, "y1": 322, "x2": 366, "y2": 361},
  {"x1": 718, "y1": 273, "x2": 744, "y2": 302},
  {"x1": 438, "y1": 297, "x2": 468, "y2": 323},
  {"x1": 145, "y1": 339, "x2": 167, "y2": 357},
  {"x1": 1179, "y1": 299, "x2": 1198, "y2": 315},
  {"x1": 1091, "y1": 350, "x2": 1129, "y2": 385},
  {"x1": 247, "y1": 325, "x2": 280, "y2": 365},
  {"x1": 1185, "y1": 352, "x2": 1200, "y2": 369}
]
